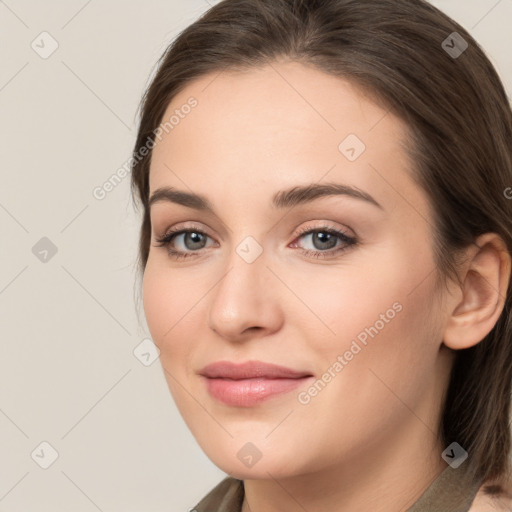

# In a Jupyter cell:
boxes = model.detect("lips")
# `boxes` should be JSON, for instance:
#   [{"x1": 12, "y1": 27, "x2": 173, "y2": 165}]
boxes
[
  {"x1": 199, "y1": 360, "x2": 314, "y2": 407},
  {"x1": 199, "y1": 360, "x2": 313, "y2": 380}
]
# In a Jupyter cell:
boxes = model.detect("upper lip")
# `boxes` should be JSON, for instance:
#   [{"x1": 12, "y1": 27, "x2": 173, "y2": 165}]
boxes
[{"x1": 199, "y1": 360, "x2": 313, "y2": 380}]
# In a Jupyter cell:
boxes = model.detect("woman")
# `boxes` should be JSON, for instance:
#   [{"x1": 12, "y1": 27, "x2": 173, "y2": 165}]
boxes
[{"x1": 130, "y1": 0, "x2": 512, "y2": 510}]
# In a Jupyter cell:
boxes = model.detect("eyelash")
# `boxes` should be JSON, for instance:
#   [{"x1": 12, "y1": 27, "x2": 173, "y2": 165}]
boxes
[{"x1": 154, "y1": 224, "x2": 357, "y2": 261}]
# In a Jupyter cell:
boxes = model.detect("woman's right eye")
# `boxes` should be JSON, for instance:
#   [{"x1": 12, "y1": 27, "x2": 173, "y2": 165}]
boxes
[{"x1": 154, "y1": 228, "x2": 216, "y2": 260}]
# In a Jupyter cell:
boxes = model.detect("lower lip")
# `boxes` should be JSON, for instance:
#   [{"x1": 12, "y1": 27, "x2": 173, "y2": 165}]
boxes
[{"x1": 202, "y1": 376, "x2": 313, "y2": 407}]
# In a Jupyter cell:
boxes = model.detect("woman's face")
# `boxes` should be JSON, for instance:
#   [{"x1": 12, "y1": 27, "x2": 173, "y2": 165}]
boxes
[{"x1": 143, "y1": 60, "x2": 454, "y2": 480}]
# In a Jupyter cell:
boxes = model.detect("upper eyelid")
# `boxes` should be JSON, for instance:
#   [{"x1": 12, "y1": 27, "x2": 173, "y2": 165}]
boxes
[
  {"x1": 157, "y1": 223, "x2": 355, "y2": 247},
  {"x1": 155, "y1": 218, "x2": 352, "y2": 236},
  {"x1": 158, "y1": 223, "x2": 349, "y2": 238}
]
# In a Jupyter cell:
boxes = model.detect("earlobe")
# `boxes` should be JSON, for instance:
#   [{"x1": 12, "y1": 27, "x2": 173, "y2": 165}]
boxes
[{"x1": 442, "y1": 233, "x2": 511, "y2": 351}]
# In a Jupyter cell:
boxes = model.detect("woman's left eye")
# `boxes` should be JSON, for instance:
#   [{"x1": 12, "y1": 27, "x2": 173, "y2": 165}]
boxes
[
  {"x1": 290, "y1": 226, "x2": 357, "y2": 259},
  {"x1": 154, "y1": 225, "x2": 357, "y2": 260}
]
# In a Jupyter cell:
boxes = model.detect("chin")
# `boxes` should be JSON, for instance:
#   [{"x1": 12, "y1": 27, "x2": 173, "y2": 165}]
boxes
[
  {"x1": 202, "y1": 442, "x2": 305, "y2": 481},
  {"x1": 220, "y1": 463, "x2": 282, "y2": 481}
]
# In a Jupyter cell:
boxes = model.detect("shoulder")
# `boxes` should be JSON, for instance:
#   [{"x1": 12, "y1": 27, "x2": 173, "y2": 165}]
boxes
[
  {"x1": 193, "y1": 476, "x2": 244, "y2": 512},
  {"x1": 469, "y1": 479, "x2": 512, "y2": 512}
]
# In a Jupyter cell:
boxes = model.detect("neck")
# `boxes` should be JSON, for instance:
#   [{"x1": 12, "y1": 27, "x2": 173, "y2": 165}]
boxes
[{"x1": 241, "y1": 419, "x2": 447, "y2": 512}]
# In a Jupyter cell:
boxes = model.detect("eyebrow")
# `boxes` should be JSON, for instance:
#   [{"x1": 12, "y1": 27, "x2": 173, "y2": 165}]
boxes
[{"x1": 148, "y1": 182, "x2": 384, "y2": 212}]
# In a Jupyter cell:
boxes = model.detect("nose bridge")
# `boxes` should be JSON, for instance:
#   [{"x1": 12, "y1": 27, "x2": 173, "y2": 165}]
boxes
[
  {"x1": 211, "y1": 237, "x2": 268, "y2": 313},
  {"x1": 207, "y1": 236, "x2": 282, "y2": 338}
]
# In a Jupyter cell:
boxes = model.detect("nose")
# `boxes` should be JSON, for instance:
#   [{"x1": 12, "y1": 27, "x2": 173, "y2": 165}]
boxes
[{"x1": 207, "y1": 245, "x2": 284, "y2": 342}]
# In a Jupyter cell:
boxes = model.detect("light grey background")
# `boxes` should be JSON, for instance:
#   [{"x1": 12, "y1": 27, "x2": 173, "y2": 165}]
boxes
[{"x1": 0, "y1": 1, "x2": 510, "y2": 511}]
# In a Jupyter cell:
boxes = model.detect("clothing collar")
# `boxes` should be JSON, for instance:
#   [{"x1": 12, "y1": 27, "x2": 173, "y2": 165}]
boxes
[{"x1": 193, "y1": 464, "x2": 482, "y2": 512}]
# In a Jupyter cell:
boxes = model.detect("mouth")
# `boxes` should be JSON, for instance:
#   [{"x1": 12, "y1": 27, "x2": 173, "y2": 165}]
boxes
[{"x1": 198, "y1": 360, "x2": 314, "y2": 407}]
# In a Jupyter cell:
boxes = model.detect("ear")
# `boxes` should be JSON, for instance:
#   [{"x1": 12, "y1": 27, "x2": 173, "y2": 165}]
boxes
[{"x1": 443, "y1": 233, "x2": 511, "y2": 350}]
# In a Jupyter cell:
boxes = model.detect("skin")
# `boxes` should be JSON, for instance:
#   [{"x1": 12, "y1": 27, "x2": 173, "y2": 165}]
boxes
[{"x1": 142, "y1": 60, "x2": 511, "y2": 512}]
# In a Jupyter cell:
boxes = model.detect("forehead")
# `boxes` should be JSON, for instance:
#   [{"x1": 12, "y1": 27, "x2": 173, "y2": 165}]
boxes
[{"x1": 148, "y1": 60, "x2": 428, "y2": 218}]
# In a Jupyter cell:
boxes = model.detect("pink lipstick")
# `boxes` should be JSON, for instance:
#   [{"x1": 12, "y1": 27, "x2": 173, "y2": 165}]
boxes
[{"x1": 199, "y1": 360, "x2": 314, "y2": 407}]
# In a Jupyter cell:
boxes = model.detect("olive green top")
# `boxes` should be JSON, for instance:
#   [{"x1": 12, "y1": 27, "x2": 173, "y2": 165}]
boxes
[{"x1": 192, "y1": 464, "x2": 482, "y2": 512}]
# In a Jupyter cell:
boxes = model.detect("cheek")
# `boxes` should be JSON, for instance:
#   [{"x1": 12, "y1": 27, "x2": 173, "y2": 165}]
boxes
[
  {"x1": 142, "y1": 262, "x2": 194, "y2": 350},
  {"x1": 289, "y1": 271, "x2": 440, "y2": 455},
  {"x1": 142, "y1": 261, "x2": 209, "y2": 372},
  {"x1": 293, "y1": 242, "x2": 440, "y2": 384},
  {"x1": 142, "y1": 264, "x2": 199, "y2": 404},
  {"x1": 142, "y1": 264, "x2": 170, "y2": 345}
]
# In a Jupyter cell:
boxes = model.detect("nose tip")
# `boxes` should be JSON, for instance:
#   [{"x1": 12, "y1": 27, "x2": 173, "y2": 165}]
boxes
[{"x1": 207, "y1": 254, "x2": 283, "y2": 341}]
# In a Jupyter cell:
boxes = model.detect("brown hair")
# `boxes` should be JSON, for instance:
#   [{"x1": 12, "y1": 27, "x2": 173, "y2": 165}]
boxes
[{"x1": 130, "y1": 0, "x2": 512, "y2": 496}]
